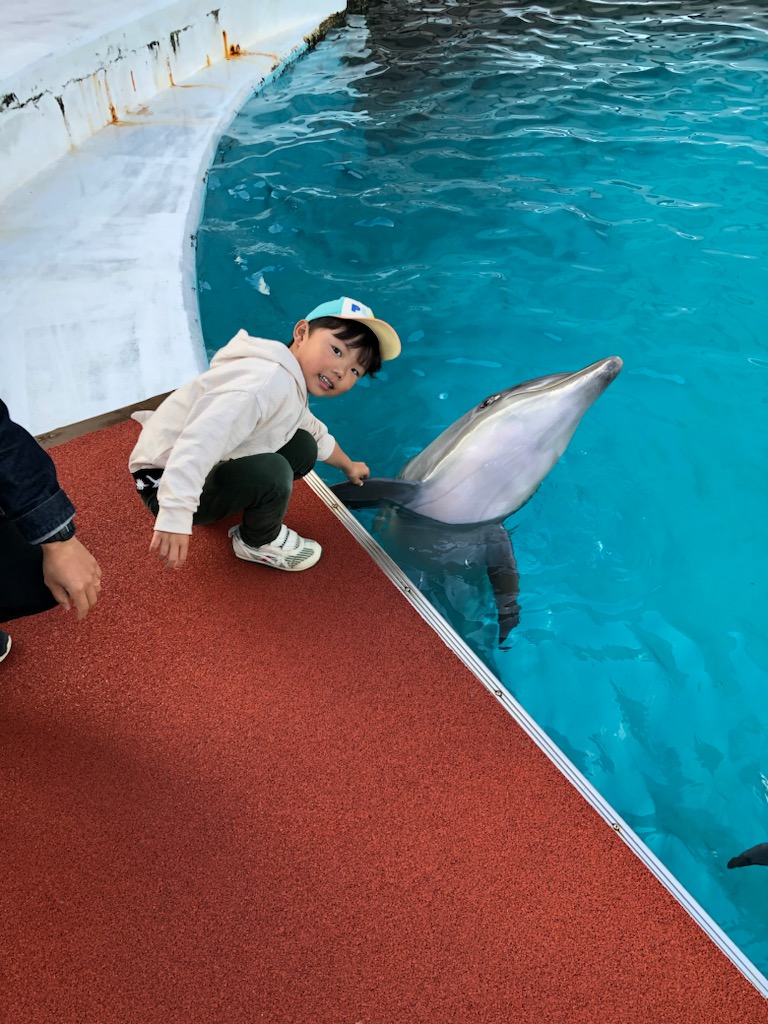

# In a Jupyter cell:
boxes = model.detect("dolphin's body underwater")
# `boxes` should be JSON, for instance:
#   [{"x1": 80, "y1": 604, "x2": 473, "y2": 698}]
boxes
[{"x1": 331, "y1": 356, "x2": 623, "y2": 644}]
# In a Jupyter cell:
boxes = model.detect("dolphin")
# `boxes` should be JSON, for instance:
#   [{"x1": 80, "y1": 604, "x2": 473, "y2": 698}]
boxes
[{"x1": 332, "y1": 356, "x2": 623, "y2": 644}]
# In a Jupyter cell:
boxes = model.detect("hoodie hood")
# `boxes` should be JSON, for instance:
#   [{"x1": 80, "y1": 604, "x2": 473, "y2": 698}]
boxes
[{"x1": 209, "y1": 330, "x2": 306, "y2": 393}]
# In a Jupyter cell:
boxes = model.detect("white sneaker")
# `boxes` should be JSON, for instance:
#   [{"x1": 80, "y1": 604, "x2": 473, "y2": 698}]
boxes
[{"x1": 228, "y1": 524, "x2": 322, "y2": 572}]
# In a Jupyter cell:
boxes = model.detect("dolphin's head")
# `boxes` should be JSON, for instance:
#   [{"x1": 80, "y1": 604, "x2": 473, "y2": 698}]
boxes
[
  {"x1": 399, "y1": 356, "x2": 623, "y2": 525},
  {"x1": 480, "y1": 355, "x2": 623, "y2": 462},
  {"x1": 488, "y1": 356, "x2": 623, "y2": 408}
]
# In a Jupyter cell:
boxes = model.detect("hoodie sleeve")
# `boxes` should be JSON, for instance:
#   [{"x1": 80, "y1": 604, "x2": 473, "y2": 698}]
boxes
[
  {"x1": 154, "y1": 388, "x2": 262, "y2": 535},
  {"x1": 298, "y1": 408, "x2": 336, "y2": 463}
]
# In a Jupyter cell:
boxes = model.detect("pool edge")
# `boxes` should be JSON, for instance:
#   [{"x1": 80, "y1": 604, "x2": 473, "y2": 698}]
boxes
[{"x1": 303, "y1": 469, "x2": 768, "y2": 1000}]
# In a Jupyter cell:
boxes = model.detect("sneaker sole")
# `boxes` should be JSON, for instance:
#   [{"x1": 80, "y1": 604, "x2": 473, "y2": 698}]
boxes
[
  {"x1": 232, "y1": 546, "x2": 322, "y2": 571},
  {"x1": 0, "y1": 635, "x2": 11, "y2": 663}
]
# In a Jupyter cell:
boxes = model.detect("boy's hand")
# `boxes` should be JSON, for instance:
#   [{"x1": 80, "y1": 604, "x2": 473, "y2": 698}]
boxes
[
  {"x1": 150, "y1": 530, "x2": 190, "y2": 570},
  {"x1": 345, "y1": 461, "x2": 370, "y2": 487},
  {"x1": 325, "y1": 443, "x2": 369, "y2": 486}
]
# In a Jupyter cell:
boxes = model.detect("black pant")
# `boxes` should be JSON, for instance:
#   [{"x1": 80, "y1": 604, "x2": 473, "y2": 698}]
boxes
[
  {"x1": 0, "y1": 517, "x2": 58, "y2": 622},
  {"x1": 138, "y1": 429, "x2": 318, "y2": 547}
]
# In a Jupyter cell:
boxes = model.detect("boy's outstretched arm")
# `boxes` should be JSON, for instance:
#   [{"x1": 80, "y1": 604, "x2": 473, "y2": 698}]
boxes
[{"x1": 325, "y1": 442, "x2": 370, "y2": 487}]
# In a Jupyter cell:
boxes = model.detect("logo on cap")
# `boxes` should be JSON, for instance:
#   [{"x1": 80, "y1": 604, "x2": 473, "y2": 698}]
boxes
[{"x1": 340, "y1": 296, "x2": 373, "y2": 318}]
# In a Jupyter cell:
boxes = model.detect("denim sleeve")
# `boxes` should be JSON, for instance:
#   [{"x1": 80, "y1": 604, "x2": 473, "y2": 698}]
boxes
[{"x1": 0, "y1": 399, "x2": 75, "y2": 543}]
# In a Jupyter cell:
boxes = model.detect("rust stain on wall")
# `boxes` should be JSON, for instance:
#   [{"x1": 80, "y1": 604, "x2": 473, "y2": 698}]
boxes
[
  {"x1": 222, "y1": 31, "x2": 247, "y2": 59},
  {"x1": 103, "y1": 73, "x2": 119, "y2": 124}
]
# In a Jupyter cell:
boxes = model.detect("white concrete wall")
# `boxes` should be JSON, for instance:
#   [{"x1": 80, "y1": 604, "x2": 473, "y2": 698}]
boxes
[
  {"x1": 0, "y1": 0, "x2": 346, "y2": 433},
  {"x1": 1, "y1": 0, "x2": 344, "y2": 204}
]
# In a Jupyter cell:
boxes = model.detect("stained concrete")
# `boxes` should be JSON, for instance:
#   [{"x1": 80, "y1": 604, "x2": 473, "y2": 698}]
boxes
[{"x1": 0, "y1": 0, "x2": 344, "y2": 433}]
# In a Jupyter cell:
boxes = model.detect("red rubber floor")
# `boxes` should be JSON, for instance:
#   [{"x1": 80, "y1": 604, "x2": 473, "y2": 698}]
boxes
[{"x1": 2, "y1": 420, "x2": 766, "y2": 1023}]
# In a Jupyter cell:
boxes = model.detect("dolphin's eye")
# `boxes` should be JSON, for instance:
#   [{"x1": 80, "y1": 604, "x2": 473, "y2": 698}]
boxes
[{"x1": 480, "y1": 393, "x2": 502, "y2": 408}]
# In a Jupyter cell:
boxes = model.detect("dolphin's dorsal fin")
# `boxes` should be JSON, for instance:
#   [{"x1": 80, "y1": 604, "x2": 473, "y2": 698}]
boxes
[{"x1": 330, "y1": 478, "x2": 423, "y2": 511}]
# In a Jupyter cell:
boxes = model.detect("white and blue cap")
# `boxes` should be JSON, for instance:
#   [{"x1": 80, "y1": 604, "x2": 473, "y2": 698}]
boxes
[{"x1": 304, "y1": 296, "x2": 401, "y2": 361}]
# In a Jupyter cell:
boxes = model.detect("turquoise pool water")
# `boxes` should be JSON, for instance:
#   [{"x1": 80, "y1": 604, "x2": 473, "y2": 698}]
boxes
[{"x1": 196, "y1": 0, "x2": 768, "y2": 972}]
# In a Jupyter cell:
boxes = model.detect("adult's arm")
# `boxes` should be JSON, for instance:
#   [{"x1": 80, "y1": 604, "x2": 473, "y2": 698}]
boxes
[
  {"x1": 0, "y1": 398, "x2": 75, "y2": 541},
  {"x1": 0, "y1": 399, "x2": 101, "y2": 619}
]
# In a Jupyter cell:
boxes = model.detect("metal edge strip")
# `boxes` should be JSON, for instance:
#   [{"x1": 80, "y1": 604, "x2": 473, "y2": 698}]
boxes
[{"x1": 304, "y1": 470, "x2": 768, "y2": 998}]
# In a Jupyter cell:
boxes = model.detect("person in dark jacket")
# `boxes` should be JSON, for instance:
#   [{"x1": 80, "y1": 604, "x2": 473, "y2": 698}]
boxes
[{"x1": 0, "y1": 399, "x2": 102, "y2": 662}]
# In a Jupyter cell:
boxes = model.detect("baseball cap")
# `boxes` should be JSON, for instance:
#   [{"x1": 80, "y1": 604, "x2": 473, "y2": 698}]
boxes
[{"x1": 304, "y1": 296, "x2": 401, "y2": 361}]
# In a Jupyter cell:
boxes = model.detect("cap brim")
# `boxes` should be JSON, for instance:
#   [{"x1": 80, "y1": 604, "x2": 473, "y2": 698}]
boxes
[
  {"x1": 333, "y1": 315, "x2": 400, "y2": 360},
  {"x1": 359, "y1": 317, "x2": 401, "y2": 361}
]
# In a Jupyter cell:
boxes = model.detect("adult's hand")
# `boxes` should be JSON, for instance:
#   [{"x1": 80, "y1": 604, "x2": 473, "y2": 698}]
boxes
[
  {"x1": 150, "y1": 530, "x2": 190, "y2": 570},
  {"x1": 41, "y1": 537, "x2": 102, "y2": 620}
]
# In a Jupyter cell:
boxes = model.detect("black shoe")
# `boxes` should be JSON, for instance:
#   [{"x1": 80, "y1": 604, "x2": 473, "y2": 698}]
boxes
[{"x1": 0, "y1": 630, "x2": 11, "y2": 663}]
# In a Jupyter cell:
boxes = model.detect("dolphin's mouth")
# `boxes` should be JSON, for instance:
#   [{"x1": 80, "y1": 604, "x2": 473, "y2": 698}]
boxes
[
  {"x1": 602, "y1": 355, "x2": 623, "y2": 380},
  {"x1": 555, "y1": 355, "x2": 623, "y2": 394},
  {"x1": 564, "y1": 355, "x2": 623, "y2": 386}
]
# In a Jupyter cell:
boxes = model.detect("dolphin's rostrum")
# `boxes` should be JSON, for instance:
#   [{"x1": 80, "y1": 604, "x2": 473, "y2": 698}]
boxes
[{"x1": 332, "y1": 356, "x2": 623, "y2": 643}]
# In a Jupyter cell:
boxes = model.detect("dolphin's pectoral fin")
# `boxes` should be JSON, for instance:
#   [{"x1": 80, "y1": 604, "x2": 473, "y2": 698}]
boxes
[
  {"x1": 484, "y1": 526, "x2": 520, "y2": 646},
  {"x1": 330, "y1": 478, "x2": 422, "y2": 511},
  {"x1": 727, "y1": 842, "x2": 768, "y2": 869},
  {"x1": 728, "y1": 852, "x2": 752, "y2": 869}
]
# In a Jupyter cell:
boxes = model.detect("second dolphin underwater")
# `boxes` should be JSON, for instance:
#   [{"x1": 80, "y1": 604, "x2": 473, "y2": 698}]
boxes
[{"x1": 331, "y1": 356, "x2": 624, "y2": 645}]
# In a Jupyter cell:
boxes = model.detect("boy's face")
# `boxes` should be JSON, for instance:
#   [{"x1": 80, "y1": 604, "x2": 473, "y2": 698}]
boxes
[{"x1": 291, "y1": 320, "x2": 368, "y2": 398}]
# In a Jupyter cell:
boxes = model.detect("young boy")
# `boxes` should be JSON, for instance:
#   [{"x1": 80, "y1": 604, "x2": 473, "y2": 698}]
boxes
[{"x1": 128, "y1": 297, "x2": 401, "y2": 571}]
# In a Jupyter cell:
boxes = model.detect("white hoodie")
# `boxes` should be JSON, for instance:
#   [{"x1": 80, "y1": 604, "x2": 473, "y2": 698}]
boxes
[{"x1": 129, "y1": 331, "x2": 335, "y2": 535}]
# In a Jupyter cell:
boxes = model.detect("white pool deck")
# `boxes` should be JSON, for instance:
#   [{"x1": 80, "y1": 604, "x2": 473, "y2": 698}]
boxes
[{"x1": 0, "y1": 0, "x2": 344, "y2": 435}]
